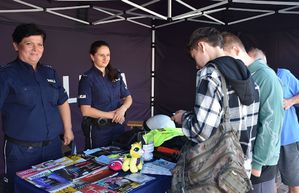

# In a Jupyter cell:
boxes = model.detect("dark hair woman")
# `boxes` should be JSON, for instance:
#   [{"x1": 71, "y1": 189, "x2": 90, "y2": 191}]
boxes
[{"x1": 78, "y1": 40, "x2": 132, "y2": 149}]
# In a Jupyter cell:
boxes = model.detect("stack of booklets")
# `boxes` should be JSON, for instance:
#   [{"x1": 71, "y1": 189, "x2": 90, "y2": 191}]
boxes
[
  {"x1": 27, "y1": 170, "x2": 71, "y2": 192},
  {"x1": 16, "y1": 155, "x2": 107, "y2": 192},
  {"x1": 78, "y1": 173, "x2": 155, "y2": 193},
  {"x1": 16, "y1": 149, "x2": 159, "y2": 193},
  {"x1": 16, "y1": 155, "x2": 87, "y2": 180},
  {"x1": 72, "y1": 168, "x2": 117, "y2": 190},
  {"x1": 84, "y1": 146, "x2": 128, "y2": 158},
  {"x1": 140, "y1": 159, "x2": 176, "y2": 176},
  {"x1": 53, "y1": 159, "x2": 107, "y2": 181}
]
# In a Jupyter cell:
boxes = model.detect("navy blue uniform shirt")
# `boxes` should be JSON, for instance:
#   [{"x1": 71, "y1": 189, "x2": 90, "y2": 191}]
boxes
[
  {"x1": 0, "y1": 58, "x2": 68, "y2": 141},
  {"x1": 78, "y1": 66, "x2": 130, "y2": 111}
]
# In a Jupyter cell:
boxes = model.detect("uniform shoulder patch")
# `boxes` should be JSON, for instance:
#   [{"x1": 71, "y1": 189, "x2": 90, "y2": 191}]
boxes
[
  {"x1": 40, "y1": 63, "x2": 54, "y2": 69},
  {"x1": 80, "y1": 74, "x2": 88, "y2": 80},
  {"x1": 47, "y1": 79, "x2": 56, "y2": 83}
]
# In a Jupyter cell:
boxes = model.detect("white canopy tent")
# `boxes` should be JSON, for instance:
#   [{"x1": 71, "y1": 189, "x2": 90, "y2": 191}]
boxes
[{"x1": 1, "y1": 0, "x2": 299, "y2": 28}]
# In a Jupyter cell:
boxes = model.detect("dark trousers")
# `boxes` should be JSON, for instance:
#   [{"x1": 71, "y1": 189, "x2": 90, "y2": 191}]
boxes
[
  {"x1": 2, "y1": 137, "x2": 62, "y2": 193},
  {"x1": 247, "y1": 178, "x2": 275, "y2": 193},
  {"x1": 85, "y1": 123, "x2": 125, "y2": 149}
]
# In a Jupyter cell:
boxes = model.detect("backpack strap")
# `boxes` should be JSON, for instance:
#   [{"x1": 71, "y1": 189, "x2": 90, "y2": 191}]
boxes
[{"x1": 213, "y1": 65, "x2": 232, "y2": 133}]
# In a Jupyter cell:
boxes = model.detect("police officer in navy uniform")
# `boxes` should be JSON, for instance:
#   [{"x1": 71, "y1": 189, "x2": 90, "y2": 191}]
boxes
[
  {"x1": 0, "y1": 23, "x2": 74, "y2": 193},
  {"x1": 78, "y1": 40, "x2": 132, "y2": 149}
]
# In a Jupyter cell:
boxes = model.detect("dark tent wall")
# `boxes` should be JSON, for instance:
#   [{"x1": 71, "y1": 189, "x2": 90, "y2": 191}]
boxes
[
  {"x1": 0, "y1": 21, "x2": 151, "y2": 175},
  {"x1": 155, "y1": 14, "x2": 299, "y2": 115},
  {"x1": 155, "y1": 24, "x2": 197, "y2": 117},
  {"x1": 231, "y1": 14, "x2": 299, "y2": 78},
  {"x1": 2, "y1": 0, "x2": 299, "y2": 178}
]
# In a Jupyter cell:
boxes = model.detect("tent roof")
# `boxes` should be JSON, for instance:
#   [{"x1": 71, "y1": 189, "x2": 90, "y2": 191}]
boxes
[{"x1": 1, "y1": 0, "x2": 299, "y2": 29}]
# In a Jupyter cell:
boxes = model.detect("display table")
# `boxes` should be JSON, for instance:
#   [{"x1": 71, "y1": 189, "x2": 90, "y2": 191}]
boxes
[
  {"x1": 14, "y1": 144, "x2": 175, "y2": 193},
  {"x1": 15, "y1": 173, "x2": 171, "y2": 193}
]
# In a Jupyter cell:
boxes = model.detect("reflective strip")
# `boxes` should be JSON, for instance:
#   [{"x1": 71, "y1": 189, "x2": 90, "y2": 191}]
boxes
[
  {"x1": 3, "y1": 140, "x2": 7, "y2": 174},
  {"x1": 89, "y1": 124, "x2": 93, "y2": 148}
]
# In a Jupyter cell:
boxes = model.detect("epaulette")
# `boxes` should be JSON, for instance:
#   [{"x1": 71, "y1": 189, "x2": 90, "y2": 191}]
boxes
[
  {"x1": 116, "y1": 69, "x2": 122, "y2": 78},
  {"x1": 117, "y1": 68, "x2": 121, "y2": 74},
  {"x1": 0, "y1": 63, "x2": 13, "y2": 71}
]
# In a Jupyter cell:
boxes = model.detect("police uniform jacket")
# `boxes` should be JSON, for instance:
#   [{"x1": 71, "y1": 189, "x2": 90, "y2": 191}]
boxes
[
  {"x1": 78, "y1": 66, "x2": 130, "y2": 112},
  {"x1": 0, "y1": 58, "x2": 68, "y2": 141}
]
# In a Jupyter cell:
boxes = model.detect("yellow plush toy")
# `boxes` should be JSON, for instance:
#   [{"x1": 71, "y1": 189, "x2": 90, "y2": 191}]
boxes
[{"x1": 122, "y1": 142, "x2": 144, "y2": 173}]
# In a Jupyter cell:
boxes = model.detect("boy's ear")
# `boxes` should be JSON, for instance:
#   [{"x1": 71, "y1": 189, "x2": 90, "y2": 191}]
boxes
[
  {"x1": 233, "y1": 46, "x2": 241, "y2": 56},
  {"x1": 197, "y1": 41, "x2": 205, "y2": 52}
]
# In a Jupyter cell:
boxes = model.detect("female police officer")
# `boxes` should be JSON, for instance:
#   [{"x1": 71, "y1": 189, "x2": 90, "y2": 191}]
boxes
[
  {"x1": 78, "y1": 40, "x2": 132, "y2": 149},
  {"x1": 0, "y1": 23, "x2": 74, "y2": 193}
]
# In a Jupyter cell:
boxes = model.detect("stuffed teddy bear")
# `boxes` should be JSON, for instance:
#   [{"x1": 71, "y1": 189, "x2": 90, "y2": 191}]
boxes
[{"x1": 122, "y1": 142, "x2": 144, "y2": 173}]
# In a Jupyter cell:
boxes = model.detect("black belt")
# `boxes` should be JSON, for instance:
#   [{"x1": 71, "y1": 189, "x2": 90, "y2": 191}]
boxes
[
  {"x1": 5, "y1": 135, "x2": 52, "y2": 147},
  {"x1": 83, "y1": 116, "x2": 114, "y2": 127},
  {"x1": 95, "y1": 118, "x2": 113, "y2": 126}
]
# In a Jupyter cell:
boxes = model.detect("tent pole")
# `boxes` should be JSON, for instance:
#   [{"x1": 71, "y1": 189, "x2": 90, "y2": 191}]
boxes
[
  {"x1": 151, "y1": 21, "x2": 156, "y2": 116},
  {"x1": 168, "y1": 0, "x2": 172, "y2": 18}
]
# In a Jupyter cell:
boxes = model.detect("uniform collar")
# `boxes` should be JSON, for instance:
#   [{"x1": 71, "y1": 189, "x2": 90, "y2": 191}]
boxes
[
  {"x1": 92, "y1": 65, "x2": 105, "y2": 76},
  {"x1": 16, "y1": 58, "x2": 41, "y2": 70}
]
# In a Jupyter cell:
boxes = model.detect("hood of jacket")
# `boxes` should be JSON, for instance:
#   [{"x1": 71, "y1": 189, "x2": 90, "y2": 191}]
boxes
[{"x1": 208, "y1": 56, "x2": 257, "y2": 105}]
